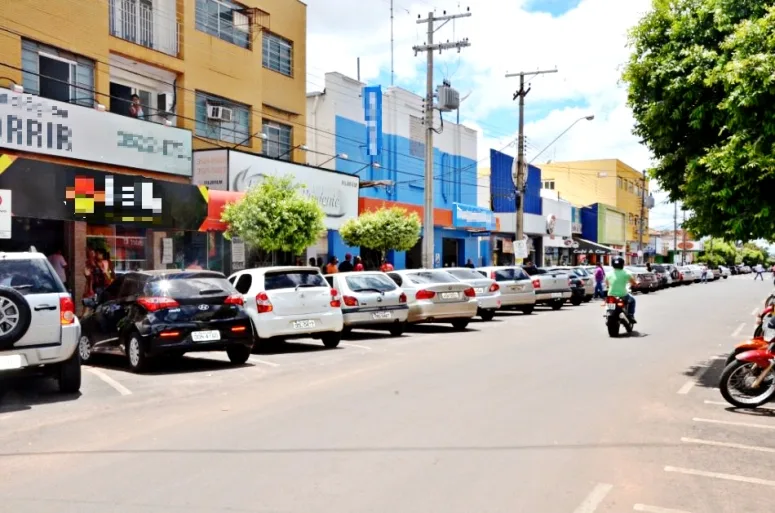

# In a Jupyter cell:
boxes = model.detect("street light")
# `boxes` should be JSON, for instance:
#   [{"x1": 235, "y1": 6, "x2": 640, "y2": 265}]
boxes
[
  {"x1": 319, "y1": 153, "x2": 348, "y2": 167},
  {"x1": 354, "y1": 162, "x2": 381, "y2": 174},
  {"x1": 277, "y1": 144, "x2": 308, "y2": 160},
  {"x1": 528, "y1": 115, "x2": 594, "y2": 165}
]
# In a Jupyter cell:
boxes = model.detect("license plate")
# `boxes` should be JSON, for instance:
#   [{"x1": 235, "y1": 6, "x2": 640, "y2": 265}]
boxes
[
  {"x1": 372, "y1": 311, "x2": 392, "y2": 320},
  {"x1": 551, "y1": 293, "x2": 563, "y2": 299},
  {"x1": 474, "y1": 288, "x2": 485, "y2": 294},
  {"x1": 441, "y1": 292, "x2": 459, "y2": 300},
  {"x1": 293, "y1": 320, "x2": 316, "y2": 329},
  {"x1": 606, "y1": 303, "x2": 616, "y2": 310},
  {"x1": 191, "y1": 330, "x2": 220, "y2": 342},
  {"x1": 0, "y1": 354, "x2": 23, "y2": 370}
]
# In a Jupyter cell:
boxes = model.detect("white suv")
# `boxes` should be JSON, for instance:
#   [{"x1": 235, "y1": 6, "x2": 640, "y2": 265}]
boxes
[
  {"x1": 228, "y1": 266, "x2": 344, "y2": 349},
  {"x1": 0, "y1": 252, "x2": 81, "y2": 393}
]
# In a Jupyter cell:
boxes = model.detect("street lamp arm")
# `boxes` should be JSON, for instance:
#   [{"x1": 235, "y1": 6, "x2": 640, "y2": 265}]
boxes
[{"x1": 528, "y1": 115, "x2": 594, "y2": 164}]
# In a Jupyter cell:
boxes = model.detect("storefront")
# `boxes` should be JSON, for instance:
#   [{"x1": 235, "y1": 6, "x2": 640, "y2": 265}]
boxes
[
  {"x1": 580, "y1": 202, "x2": 626, "y2": 264},
  {"x1": 572, "y1": 237, "x2": 617, "y2": 265}
]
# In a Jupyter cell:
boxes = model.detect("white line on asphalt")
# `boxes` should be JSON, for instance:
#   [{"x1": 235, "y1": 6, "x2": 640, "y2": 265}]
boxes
[
  {"x1": 664, "y1": 466, "x2": 775, "y2": 487},
  {"x1": 693, "y1": 417, "x2": 775, "y2": 430},
  {"x1": 731, "y1": 322, "x2": 746, "y2": 337},
  {"x1": 703, "y1": 399, "x2": 775, "y2": 410},
  {"x1": 677, "y1": 362, "x2": 715, "y2": 395},
  {"x1": 340, "y1": 343, "x2": 372, "y2": 351},
  {"x1": 248, "y1": 357, "x2": 280, "y2": 367},
  {"x1": 681, "y1": 437, "x2": 775, "y2": 453},
  {"x1": 634, "y1": 504, "x2": 694, "y2": 513},
  {"x1": 571, "y1": 483, "x2": 613, "y2": 513},
  {"x1": 85, "y1": 366, "x2": 132, "y2": 396}
]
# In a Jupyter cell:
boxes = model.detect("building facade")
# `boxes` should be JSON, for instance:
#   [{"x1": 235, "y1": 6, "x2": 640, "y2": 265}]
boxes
[{"x1": 306, "y1": 72, "x2": 490, "y2": 269}]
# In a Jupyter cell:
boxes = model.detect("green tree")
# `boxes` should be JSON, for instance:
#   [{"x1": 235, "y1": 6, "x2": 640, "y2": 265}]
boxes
[
  {"x1": 740, "y1": 242, "x2": 766, "y2": 265},
  {"x1": 703, "y1": 238, "x2": 737, "y2": 265},
  {"x1": 622, "y1": 1, "x2": 775, "y2": 241},
  {"x1": 221, "y1": 175, "x2": 325, "y2": 255},
  {"x1": 339, "y1": 207, "x2": 422, "y2": 259}
]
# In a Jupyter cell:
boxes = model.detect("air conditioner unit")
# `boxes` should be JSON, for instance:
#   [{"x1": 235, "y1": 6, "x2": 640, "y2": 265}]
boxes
[{"x1": 207, "y1": 104, "x2": 233, "y2": 122}]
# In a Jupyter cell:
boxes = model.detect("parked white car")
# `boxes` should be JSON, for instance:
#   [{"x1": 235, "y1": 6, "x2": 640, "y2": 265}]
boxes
[
  {"x1": 444, "y1": 267, "x2": 502, "y2": 321},
  {"x1": 386, "y1": 269, "x2": 478, "y2": 330},
  {"x1": 228, "y1": 266, "x2": 343, "y2": 348},
  {"x1": 476, "y1": 266, "x2": 537, "y2": 314},
  {"x1": 324, "y1": 272, "x2": 409, "y2": 336},
  {"x1": 677, "y1": 266, "x2": 697, "y2": 284},
  {"x1": 719, "y1": 265, "x2": 731, "y2": 279}
]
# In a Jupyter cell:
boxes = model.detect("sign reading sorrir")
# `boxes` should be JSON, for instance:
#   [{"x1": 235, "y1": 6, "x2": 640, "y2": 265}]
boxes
[{"x1": 0, "y1": 88, "x2": 192, "y2": 176}]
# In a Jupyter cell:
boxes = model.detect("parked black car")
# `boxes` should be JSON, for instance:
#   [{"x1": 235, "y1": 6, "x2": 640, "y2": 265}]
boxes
[{"x1": 79, "y1": 270, "x2": 254, "y2": 372}]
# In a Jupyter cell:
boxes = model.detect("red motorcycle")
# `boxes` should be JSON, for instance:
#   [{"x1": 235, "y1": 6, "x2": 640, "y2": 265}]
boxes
[{"x1": 720, "y1": 319, "x2": 775, "y2": 408}]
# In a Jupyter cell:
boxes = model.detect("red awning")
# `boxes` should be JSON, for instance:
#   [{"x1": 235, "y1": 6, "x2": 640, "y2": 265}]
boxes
[{"x1": 198, "y1": 189, "x2": 244, "y2": 232}]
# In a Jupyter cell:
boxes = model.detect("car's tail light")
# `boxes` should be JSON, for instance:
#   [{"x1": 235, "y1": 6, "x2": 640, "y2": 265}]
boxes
[
  {"x1": 231, "y1": 325, "x2": 247, "y2": 332},
  {"x1": 224, "y1": 294, "x2": 244, "y2": 306},
  {"x1": 159, "y1": 330, "x2": 180, "y2": 338},
  {"x1": 60, "y1": 296, "x2": 75, "y2": 325},
  {"x1": 398, "y1": 292, "x2": 407, "y2": 303},
  {"x1": 342, "y1": 295, "x2": 359, "y2": 307},
  {"x1": 330, "y1": 288, "x2": 341, "y2": 308},
  {"x1": 489, "y1": 283, "x2": 500, "y2": 292},
  {"x1": 256, "y1": 292, "x2": 273, "y2": 313},
  {"x1": 532, "y1": 279, "x2": 541, "y2": 289},
  {"x1": 464, "y1": 287, "x2": 476, "y2": 298},
  {"x1": 415, "y1": 289, "x2": 436, "y2": 300},
  {"x1": 137, "y1": 297, "x2": 179, "y2": 312}
]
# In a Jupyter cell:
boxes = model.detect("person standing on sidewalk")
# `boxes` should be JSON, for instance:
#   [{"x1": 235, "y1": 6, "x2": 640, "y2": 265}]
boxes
[
  {"x1": 701, "y1": 266, "x2": 708, "y2": 283},
  {"x1": 755, "y1": 263, "x2": 765, "y2": 280},
  {"x1": 593, "y1": 262, "x2": 605, "y2": 299},
  {"x1": 338, "y1": 253, "x2": 354, "y2": 272}
]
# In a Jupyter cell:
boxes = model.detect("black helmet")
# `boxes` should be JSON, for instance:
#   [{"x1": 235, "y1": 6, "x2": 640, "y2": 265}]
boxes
[{"x1": 612, "y1": 256, "x2": 625, "y2": 269}]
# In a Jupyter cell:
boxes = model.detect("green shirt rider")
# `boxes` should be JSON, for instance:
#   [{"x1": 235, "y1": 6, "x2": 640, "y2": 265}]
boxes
[{"x1": 605, "y1": 256, "x2": 639, "y2": 323}]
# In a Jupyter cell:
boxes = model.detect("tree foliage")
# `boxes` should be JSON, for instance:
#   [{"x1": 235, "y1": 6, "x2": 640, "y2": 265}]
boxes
[
  {"x1": 739, "y1": 242, "x2": 767, "y2": 266},
  {"x1": 339, "y1": 207, "x2": 421, "y2": 256},
  {"x1": 623, "y1": 0, "x2": 775, "y2": 241},
  {"x1": 221, "y1": 175, "x2": 325, "y2": 255}
]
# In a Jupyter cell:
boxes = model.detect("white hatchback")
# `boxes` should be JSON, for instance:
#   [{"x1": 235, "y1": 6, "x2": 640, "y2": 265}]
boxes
[{"x1": 228, "y1": 266, "x2": 344, "y2": 349}]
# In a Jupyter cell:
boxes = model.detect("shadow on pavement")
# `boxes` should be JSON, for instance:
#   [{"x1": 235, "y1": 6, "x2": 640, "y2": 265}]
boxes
[
  {"x1": 253, "y1": 341, "x2": 334, "y2": 356},
  {"x1": 85, "y1": 353, "x2": 253, "y2": 376},
  {"x1": 0, "y1": 377, "x2": 81, "y2": 414},
  {"x1": 683, "y1": 357, "x2": 726, "y2": 389},
  {"x1": 723, "y1": 406, "x2": 775, "y2": 418},
  {"x1": 343, "y1": 330, "x2": 398, "y2": 341},
  {"x1": 406, "y1": 324, "x2": 478, "y2": 334}
]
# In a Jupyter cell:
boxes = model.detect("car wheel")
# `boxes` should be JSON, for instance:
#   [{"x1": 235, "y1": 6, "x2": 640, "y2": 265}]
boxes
[
  {"x1": 226, "y1": 345, "x2": 251, "y2": 365},
  {"x1": 126, "y1": 334, "x2": 149, "y2": 373},
  {"x1": 57, "y1": 350, "x2": 81, "y2": 394},
  {"x1": 451, "y1": 319, "x2": 469, "y2": 330},
  {"x1": 0, "y1": 287, "x2": 32, "y2": 350},
  {"x1": 78, "y1": 335, "x2": 93, "y2": 363},
  {"x1": 520, "y1": 305, "x2": 535, "y2": 315},
  {"x1": 321, "y1": 333, "x2": 341, "y2": 348},
  {"x1": 479, "y1": 310, "x2": 496, "y2": 322},
  {"x1": 389, "y1": 323, "x2": 406, "y2": 337}
]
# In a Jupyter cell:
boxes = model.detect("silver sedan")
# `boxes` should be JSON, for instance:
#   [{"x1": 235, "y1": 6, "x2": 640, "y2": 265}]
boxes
[
  {"x1": 325, "y1": 272, "x2": 409, "y2": 336},
  {"x1": 444, "y1": 267, "x2": 502, "y2": 321}
]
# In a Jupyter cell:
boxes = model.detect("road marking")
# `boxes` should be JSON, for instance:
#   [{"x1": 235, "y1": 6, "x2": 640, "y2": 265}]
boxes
[
  {"x1": 571, "y1": 483, "x2": 613, "y2": 513},
  {"x1": 85, "y1": 366, "x2": 132, "y2": 396},
  {"x1": 731, "y1": 322, "x2": 746, "y2": 337},
  {"x1": 703, "y1": 399, "x2": 775, "y2": 410},
  {"x1": 248, "y1": 357, "x2": 280, "y2": 367},
  {"x1": 665, "y1": 466, "x2": 775, "y2": 487},
  {"x1": 340, "y1": 343, "x2": 372, "y2": 350},
  {"x1": 677, "y1": 362, "x2": 715, "y2": 395},
  {"x1": 682, "y1": 437, "x2": 775, "y2": 453},
  {"x1": 634, "y1": 504, "x2": 693, "y2": 513},
  {"x1": 693, "y1": 417, "x2": 775, "y2": 430}
]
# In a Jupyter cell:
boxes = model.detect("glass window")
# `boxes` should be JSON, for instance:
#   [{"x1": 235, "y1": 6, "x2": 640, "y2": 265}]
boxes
[
  {"x1": 195, "y1": 0, "x2": 250, "y2": 49},
  {"x1": 144, "y1": 272, "x2": 234, "y2": 298},
  {"x1": 262, "y1": 120, "x2": 292, "y2": 160},
  {"x1": 262, "y1": 32, "x2": 292, "y2": 76},
  {"x1": 234, "y1": 274, "x2": 252, "y2": 294},
  {"x1": 387, "y1": 273, "x2": 403, "y2": 286},
  {"x1": 447, "y1": 269, "x2": 486, "y2": 281},
  {"x1": 195, "y1": 91, "x2": 251, "y2": 144},
  {"x1": 406, "y1": 271, "x2": 457, "y2": 285},
  {"x1": 0, "y1": 258, "x2": 66, "y2": 295},
  {"x1": 345, "y1": 274, "x2": 397, "y2": 293},
  {"x1": 22, "y1": 39, "x2": 95, "y2": 107},
  {"x1": 264, "y1": 270, "x2": 327, "y2": 290},
  {"x1": 87, "y1": 225, "x2": 147, "y2": 273}
]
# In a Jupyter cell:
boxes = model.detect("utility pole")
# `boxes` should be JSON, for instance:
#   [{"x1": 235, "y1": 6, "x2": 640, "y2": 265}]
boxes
[
  {"x1": 505, "y1": 68, "x2": 558, "y2": 262},
  {"x1": 682, "y1": 209, "x2": 687, "y2": 264},
  {"x1": 390, "y1": 0, "x2": 394, "y2": 86},
  {"x1": 413, "y1": 10, "x2": 471, "y2": 269},
  {"x1": 673, "y1": 202, "x2": 678, "y2": 264},
  {"x1": 638, "y1": 174, "x2": 646, "y2": 264}
]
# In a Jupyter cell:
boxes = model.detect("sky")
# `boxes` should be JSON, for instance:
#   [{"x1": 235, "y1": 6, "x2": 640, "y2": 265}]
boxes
[{"x1": 305, "y1": 0, "x2": 678, "y2": 231}]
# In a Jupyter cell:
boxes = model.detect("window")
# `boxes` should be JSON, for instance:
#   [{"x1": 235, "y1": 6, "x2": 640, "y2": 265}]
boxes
[
  {"x1": 262, "y1": 32, "x2": 292, "y2": 76},
  {"x1": 628, "y1": 182, "x2": 634, "y2": 193},
  {"x1": 541, "y1": 180, "x2": 555, "y2": 190},
  {"x1": 406, "y1": 271, "x2": 458, "y2": 285},
  {"x1": 0, "y1": 258, "x2": 66, "y2": 295},
  {"x1": 195, "y1": 0, "x2": 250, "y2": 49},
  {"x1": 234, "y1": 274, "x2": 252, "y2": 294},
  {"x1": 617, "y1": 177, "x2": 623, "y2": 189},
  {"x1": 264, "y1": 270, "x2": 327, "y2": 291},
  {"x1": 262, "y1": 120, "x2": 293, "y2": 160},
  {"x1": 345, "y1": 274, "x2": 397, "y2": 293},
  {"x1": 21, "y1": 39, "x2": 95, "y2": 107},
  {"x1": 144, "y1": 273, "x2": 234, "y2": 298},
  {"x1": 195, "y1": 91, "x2": 250, "y2": 144}
]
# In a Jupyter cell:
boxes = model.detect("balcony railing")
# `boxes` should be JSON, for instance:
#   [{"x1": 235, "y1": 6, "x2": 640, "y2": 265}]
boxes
[{"x1": 109, "y1": 0, "x2": 180, "y2": 57}]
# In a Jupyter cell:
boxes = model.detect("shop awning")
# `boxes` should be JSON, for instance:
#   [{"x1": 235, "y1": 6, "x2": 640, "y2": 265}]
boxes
[
  {"x1": 572, "y1": 237, "x2": 617, "y2": 255},
  {"x1": 197, "y1": 188, "x2": 244, "y2": 232}
]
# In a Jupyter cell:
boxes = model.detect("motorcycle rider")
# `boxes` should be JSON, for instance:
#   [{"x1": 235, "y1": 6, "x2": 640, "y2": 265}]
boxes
[{"x1": 606, "y1": 256, "x2": 639, "y2": 323}]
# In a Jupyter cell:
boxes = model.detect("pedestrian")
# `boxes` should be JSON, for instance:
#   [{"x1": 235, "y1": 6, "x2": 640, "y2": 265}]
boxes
[
  {"x1": 338, "y1": 253, "x2": 354, "y2": 272},
  {"x1": 593, "y1": 262, "x2": 605, "y2": 299},
  {"x1": 309, "y1": 257, "x2": 316, "y2": 267},
  {"x1": 701, "y1": 266, "x2": 708, "y2": 283},
  {"x1": 465, "y1": 258, "x2": 475, "y2": 269},
  {"x1": 47, "y1": 248, "x2": 68, "y2": 285},
  {"x1": 354, "y1": 256, "x2": 364, "y2": 271},
  {"x1": 755, "y1": 263, "x2": 764, "y2": 280},
  {"x1": 380, "y1": 258, "x2": 394, "y2": 272},
  {"x1": 186, "y1": 256, "x2": 203, "y2": 270},
  {"x1": 325, "y1": 256, "x2": 338, "y2": 274},
  {"x1": 316, "y1": 257, "x2": 324, "y2": 273}
]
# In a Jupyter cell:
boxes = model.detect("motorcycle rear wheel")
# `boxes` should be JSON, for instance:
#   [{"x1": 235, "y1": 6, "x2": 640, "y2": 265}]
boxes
[
  {"x1": 606, "y1": 320, "x2": 620, "y2": 338},
  {"x1": 719, "y1": 360, "x2": 775, "y2": 408}
]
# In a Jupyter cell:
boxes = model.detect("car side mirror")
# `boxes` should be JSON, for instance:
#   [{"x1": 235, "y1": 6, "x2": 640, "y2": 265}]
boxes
[{"x1": 82, "y1": 297, "x2": 97, "y2": 308}]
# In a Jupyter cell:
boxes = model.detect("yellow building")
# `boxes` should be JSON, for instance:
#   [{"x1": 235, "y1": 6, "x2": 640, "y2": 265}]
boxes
[
  {"x1": 538, "y1": 159, "x2": 650, "y2": 248},
  {"x1": 0, "y1": 0, "x2": 307, "y2": 161}
]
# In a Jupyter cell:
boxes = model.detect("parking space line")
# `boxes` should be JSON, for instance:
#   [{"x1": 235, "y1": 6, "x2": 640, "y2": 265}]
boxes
[
  {"x1": 634, "y1": 504, "x2": 693, "y2": 513},
  {"x1": 703, "y1": 400, "x2": 775, "y2": 410},
  {"x1": 248, "y1": 356, "x2": 280, "y2": 367},
  {"x1": 571, "y1": 483, "x2": 613, "y2": 513},
  {"x1": 85, "y1": 366, "x2": 132, "y2": 396},
  {"x1": 693, "y1": 417, "x2": 775, "y2": 430},
  {"x1": 731, "y1": 322, "x2": 746, "y2": 337},
  {"x1": 681, "y1": 437, "x2": 775, "y2": 453},
  {"x1": 677, "y1": 363, "x2": 714, "y2": 395},
  {"x1": 340, "y1": 343, "x2": 372, "y2": 351},
  {"x1": 665, "y1": 466, "x2": 775, "y2": 487}
]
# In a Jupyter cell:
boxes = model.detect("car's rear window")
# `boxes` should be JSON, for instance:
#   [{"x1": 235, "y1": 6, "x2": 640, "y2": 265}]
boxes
[
  {"x1": 447, "y1": 269, "x2": 486, "y2": 281},
  {"x1": 345, "y1": 274, "x2": 397, "y2": 293},
  {"x1": 406, "y1": 271, "x2": 457, "y2": 284},
  {"x1": 0, "y1": 258, "x2": 65, "y2": 295},
  {"x1": 265, "y1": 270, "x2": 327, "y2": 290},
  {"x1": 144, "y1": 273, "x2": 234, "y2": 298}
]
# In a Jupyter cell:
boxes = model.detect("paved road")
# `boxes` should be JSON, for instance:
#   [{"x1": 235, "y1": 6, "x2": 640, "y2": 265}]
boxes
[{"x1": 0, "y1": 275, "x2": 772, "y2": 512}]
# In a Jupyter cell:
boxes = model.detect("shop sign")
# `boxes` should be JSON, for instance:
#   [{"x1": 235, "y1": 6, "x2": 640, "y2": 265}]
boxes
[
  {"x1": 0, "y1": 189, "x2": 10, "y2": 239},
  {"x1": 228, "y1": 152, "x2": 360, "y2": 230},
  {"x1": 231, "y1": 237, "x2": 246, "y2": 271},
  {"x1": 0, "y1": 88, "x2": 192, "y2": 176},
  {"x1": 452, "y1": 202, "x2": 496, "y2": 230},
  {"x1": 193, "y1": 150, "x2": 228, "y2": 190},
  {"x1": 514, "y1": 240, "x2": 528, "y2": 259}
]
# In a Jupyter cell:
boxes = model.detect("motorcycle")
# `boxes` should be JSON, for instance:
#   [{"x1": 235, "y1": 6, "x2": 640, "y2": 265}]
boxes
[
  {"x1": 604, "y1": 295, "x2": 634, "y2": 337},
  {"x1": 754, "y1": 305, "x2": 774, "y2": 339},
  {"x1": 720, "y1": 318, "x2": 775, "y2": 408}
]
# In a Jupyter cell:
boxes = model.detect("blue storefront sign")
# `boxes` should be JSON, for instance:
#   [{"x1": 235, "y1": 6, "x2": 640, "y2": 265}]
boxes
[
  {"x1": 452, "y1": 203, "x2": 496, "y2": 230},
  {"x1": 362, "y1": 86, "x2": 383, "y2": 156}
]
